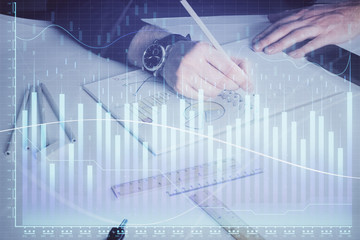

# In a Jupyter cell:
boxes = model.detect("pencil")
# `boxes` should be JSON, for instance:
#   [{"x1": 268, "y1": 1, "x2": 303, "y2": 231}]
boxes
[
  {"x1": 180, "y1": 0, "x2": 227, "y2": 55},
  {"x1": 4, "y1": 86, "x2": 31, "y2": 156},
  {"x1": 180, "y1": 0, "x2": 252, "y2": 93},
  {"x1": 40, "y1": 83, "x2": 76, "y2": 143},
  {"x1": 36, "y1": 84, "x2": 50, "y2": 148}
]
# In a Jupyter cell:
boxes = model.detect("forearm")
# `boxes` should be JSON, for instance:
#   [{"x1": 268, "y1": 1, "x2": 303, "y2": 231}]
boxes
[{"x1": 127, "y1": 24, "x2": 170, "y2": 67}]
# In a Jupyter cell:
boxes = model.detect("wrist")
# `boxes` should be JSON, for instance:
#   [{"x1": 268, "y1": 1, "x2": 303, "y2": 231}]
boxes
[
  {"x1": 127, "y1": 25, "x2": 170, "y2": 67},
  {"x1": 141, "y1": 34, "x2": 192, "y2": 76}
]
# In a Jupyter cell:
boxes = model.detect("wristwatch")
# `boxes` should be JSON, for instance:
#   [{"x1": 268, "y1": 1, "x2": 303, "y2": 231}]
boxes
[{"x1": 142, "y1": 34, "x2": 191, "y2": 76}]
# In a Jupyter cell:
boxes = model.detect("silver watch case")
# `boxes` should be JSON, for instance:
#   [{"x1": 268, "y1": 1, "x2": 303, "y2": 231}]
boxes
[{"x1": 142, "y1": 43, "x2": 167, "y2": 72}]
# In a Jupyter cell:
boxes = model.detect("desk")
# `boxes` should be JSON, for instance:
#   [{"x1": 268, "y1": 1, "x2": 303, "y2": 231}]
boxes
[{"x1": 1, "y1": 13, "x2": 360, "y2": 240}]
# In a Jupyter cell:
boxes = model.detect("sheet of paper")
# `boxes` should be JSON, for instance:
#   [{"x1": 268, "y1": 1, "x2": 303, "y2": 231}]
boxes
[{"x1": 83, "y1": 39, "x2": 350, "y2": 155}]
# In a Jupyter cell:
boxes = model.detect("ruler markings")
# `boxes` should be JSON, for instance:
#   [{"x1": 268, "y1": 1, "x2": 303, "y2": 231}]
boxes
[{"x1": 111, "y1": 159, "x2": 263, "y2": 198}]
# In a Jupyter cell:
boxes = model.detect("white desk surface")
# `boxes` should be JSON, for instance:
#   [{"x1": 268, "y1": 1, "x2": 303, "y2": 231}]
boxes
[{"x1": 1, "y1": 14, "x2": 360, "y2": 240}]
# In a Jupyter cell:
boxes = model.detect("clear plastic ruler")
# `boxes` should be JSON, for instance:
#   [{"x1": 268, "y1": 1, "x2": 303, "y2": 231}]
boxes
[
  {"x1": 189, "y1": 189, "x2": 265, "y2": 240},
  {"x1": 111, "y1": 159, "x2": 263, "y2": 198}
]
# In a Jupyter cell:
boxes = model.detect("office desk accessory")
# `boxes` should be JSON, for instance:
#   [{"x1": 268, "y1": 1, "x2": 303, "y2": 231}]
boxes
[
  {"x1": 111, "y1": 158, "x2": 263, "y2": 198},
  {"x1": 36, "y1": 84, "x2": 49, "y2": 149},
  {"x1": 107, "y1": 219, "x2": 127, "y2": 240},
  {"x1": 190, "y1": 189, "x2": 265, "y2": 240},
  {"x1": 4, "y1": 86, "x2": 31, "y2": 156},
  {"x1": 180, "y1": 0, "x2": 226, "y2": 55},
  {"x1": 5, "y1": 83, "x2": 73, "y2": 155}
]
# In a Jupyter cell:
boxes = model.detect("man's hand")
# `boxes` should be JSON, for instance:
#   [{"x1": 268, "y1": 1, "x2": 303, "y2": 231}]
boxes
[
  {"x1": 252, "y1": 1, "x2": 360, "y2": 58},
  {"x1": 162, "y1": 41, "x2": 251, "y2": 99},
  {"x1": 128, "y1": 25, "x2": 251, "y2": 99}
]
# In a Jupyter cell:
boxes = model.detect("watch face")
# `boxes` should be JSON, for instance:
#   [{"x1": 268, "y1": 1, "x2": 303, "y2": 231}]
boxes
[{"x1": 142, "y1": 44, "x2": 166, "y2": 72}]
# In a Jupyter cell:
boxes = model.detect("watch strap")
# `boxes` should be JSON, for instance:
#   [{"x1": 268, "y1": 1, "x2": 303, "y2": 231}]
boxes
[
  {"x1": 156, "y1": 34, "x2": 191, "y2": 48},
  {"x1": 152, "y1": 34, "x2": 191, "y2": 77}
]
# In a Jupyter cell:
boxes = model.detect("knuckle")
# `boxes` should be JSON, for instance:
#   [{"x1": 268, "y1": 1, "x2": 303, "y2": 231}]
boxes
[
  {"x1": 181, "y1": 52, "x2": 194, "y2": 64},
  {"x1": 292, "y1": 30, "x2": 305, "y2": 39},
  {"x1": 214, "y1": 79, "x2": 226, "y2": 89},
  {"x1": 174, "y1": 80, "x2": 184, "y2": 91},
  {"x1": 296, "y1": 9, "x2": 309, "y2": 17},
  {"x1": 258, "y1": 38, "x2": 269, "y2": 47},
  {"x1": 281, "y1": 23, "x2": 296, "y2": 33},
  {"x1": 195, "y1": 42, "x2": 211, "y2": 52}
]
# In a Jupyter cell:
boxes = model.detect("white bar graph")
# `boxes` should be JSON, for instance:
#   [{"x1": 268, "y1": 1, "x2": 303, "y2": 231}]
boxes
[
  {"x1": 198, "y1": 89, "x2": 204, "y2": 132},
  {"x1": 105, "y1": 111, "x2": 112, "y2": 193},
  {"x1": 68, "y1": 143, "x2": 74, "y2": 202},
  {"x1": 59, "y1": 93, "x2": 65, "y2": 203},
  {"x1": 77, "y1": 103, "x2": 83, "y2": 205},
  {"x1": 328, "y1": 131, "x2": 334, "y2": 203},
  {"x1": 40, "y1": 123, "x2": 46, "y2": 206},
  {"x1": 115, "y1": 135, "x2": 121, "y2": 184},
  {"x1": 96, "y1": 102, "x2": 102, "y2": 206},
  {"x1": 346, "y1": 92, "x2": 352, "y2": 202},
  {"x1": 22, "y1": 109, "x2": 28, "y2": 210},
  {"x1": 291, "y1": 121, "x2": 297, "y2": 203},
  {"x1": 152, "y1": 106, "x2": 158, "y2": 154},
  {"x1": 337, "y1": 148, "x2": 344, "y2": 203},
  {"x1": 281, "y1": 112, "x2": 287, "y2": 203},
  {"x1": 254, "y1": 94, "x2": 260, "y2": 150},
  {"x1": 226, "y1": 125, "x2": 232, "y2": 160},
  {"x1": 17, "y1": 81, "x2": 354, "y2": 221},
  {"x1": 272, "y1": 126, "x2": 278, "y2": 203},
  {"x1": 87, "y1": 165, "x2": 93, "y2": 208},
  {"x1": 300, "y1": 139, "x2": 306, "y2": 203},
  {"x1": 216, "y1": 148, "x2": 222, "y2": 181},
  {"x1": 263, "y1": 108, "x2": 269, "y2": 203},
  {"x1": 142, "y1": 142, "x2": 149, "y2": 178},
  {"x1": 207, "y1": 125, "x2": 213, "y2": 162},
  {"x1": 49, "y1": 163, "x2": 55, "y2": 209},
  {"x1": 161, "y1": 104, "x2": 167, "y2": 168},
  {"x1": 31, "y1": 91, "x2": 38, "y2": 205},
  {"x1": 189, "y1": 110, "x2": 195, "y2": 165},
  {"x1": 170, "y1": 128, "x2": 176, "y2": 172},
  {"x1": 318, "y1": 116, "x2": 324, "y2": 202},
  {"x1": 310, "y1": 111, "x2": 315, "y2": 200}
]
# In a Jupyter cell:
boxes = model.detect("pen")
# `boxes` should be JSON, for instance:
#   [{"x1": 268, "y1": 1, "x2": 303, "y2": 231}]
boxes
[
  {"x1": 107, "y1": 219, "x2": 127, "y2": 240},
  {"x1": 4, "y1": 86, "x2": 31, "y2": 156},
  {"x1": 40, "y1": 83, "x2": 76, "y2": 143}
]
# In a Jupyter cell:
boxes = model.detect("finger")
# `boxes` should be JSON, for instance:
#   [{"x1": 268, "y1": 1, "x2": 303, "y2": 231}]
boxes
[
  {"x1": 198, "y1": 63, "x2": 239, "y2": 90},
  {"x1": 268, "y1": 5, "x2": 335, "y2": 23},
  {"x1": 231, "y1": 57, "x2": 251, "y2": 76},
  {"x1": 254, "y1": 20, "x2": 311, "y2": 53},
  {"x1": 252, "y1": 7, "x2": 327, "y2": 48},
  {"x1": 230, "y1": 57, "x2": 253, "y2": 92},
  {"x1": 188, "y1": 74, "x2": 223, "y2": 98},
  {"x1": 268, "y1": 8, "x2": 300, "y2": 23},
  {"x1": 264, "y1": 26, "x2": 320, "y2": 54},
  {"x1": 288, "y1": 36, "x2": 330, "y2": 58},
  {"x1": 174, "y1": 82, "x2": 200, "y2": 99},
  {"x1": 252, "y1": 15, "x2": 304, "y2": 48},
  {"x1": 206, "y1": 51, "x2": 251, "y2": 91}
]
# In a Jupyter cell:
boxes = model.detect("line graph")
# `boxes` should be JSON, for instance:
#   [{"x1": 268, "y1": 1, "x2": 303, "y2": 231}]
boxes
[
  {"x1": 16, "y1": 23, "x2": 168, "y2": 49},
  {"x1": 2, "y1": 112, "x2": 357, "y2": 180},
  {"x1": 4, "y1": 3, "x2": 357, "y2": 237},
  {"x1": 15, "y1": 22, "x2": 354, "y2": 79}
]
